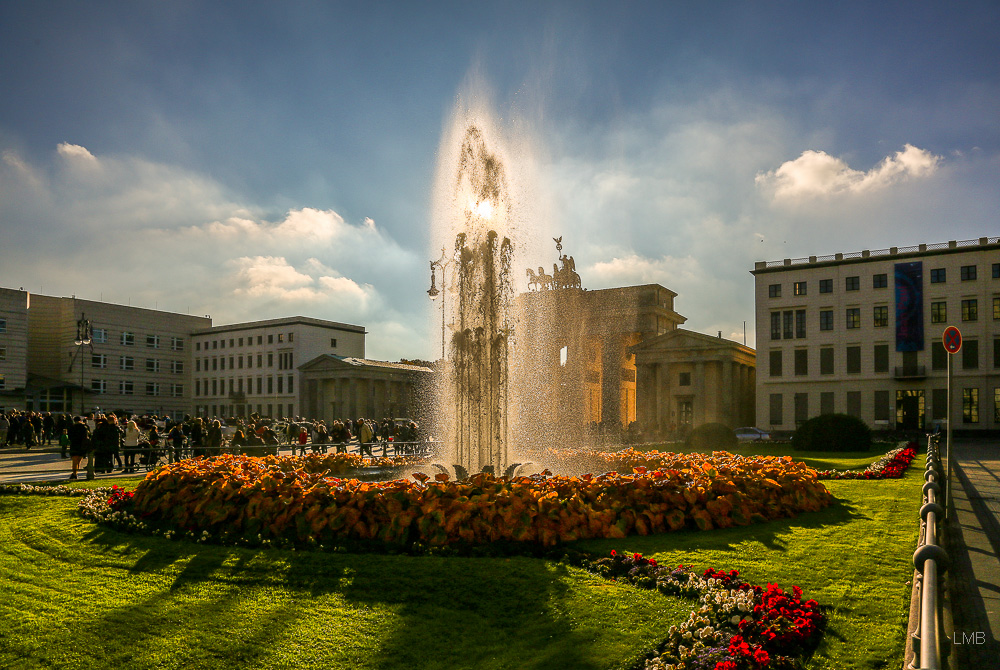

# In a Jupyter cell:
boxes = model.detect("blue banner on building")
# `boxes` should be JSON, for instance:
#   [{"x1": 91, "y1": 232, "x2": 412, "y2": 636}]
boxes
[{"x1": 895, "y1": 261, "x2": 923, "y2": 351}]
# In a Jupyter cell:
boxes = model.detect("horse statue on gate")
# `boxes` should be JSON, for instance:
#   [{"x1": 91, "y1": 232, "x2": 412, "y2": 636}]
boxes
[{"x1": 526, "y1": 266, "x2": 554, "y2": 291}]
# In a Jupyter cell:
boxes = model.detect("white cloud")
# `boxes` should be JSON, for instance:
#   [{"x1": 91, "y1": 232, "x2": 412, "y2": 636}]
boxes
[
  {"x1": 57, "y1": 142, "x2": 98, "y2": 164},
  {"x1": 756, "y1": 144, "x2": 942, "y2": 202}
]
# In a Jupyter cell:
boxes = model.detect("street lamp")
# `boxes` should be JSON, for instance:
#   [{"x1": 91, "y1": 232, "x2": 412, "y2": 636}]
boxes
[
  {"x1": 68, "y1": 313, "x2": 95, "y2": 480},
  {"x1": 428, "y1": 248, "x2": 451, "y2": 361}
]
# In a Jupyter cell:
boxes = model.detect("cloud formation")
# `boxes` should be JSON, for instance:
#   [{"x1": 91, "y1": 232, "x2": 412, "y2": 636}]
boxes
[{"x1": 756, "y1": 144, "x2": 942, "y2": 202}]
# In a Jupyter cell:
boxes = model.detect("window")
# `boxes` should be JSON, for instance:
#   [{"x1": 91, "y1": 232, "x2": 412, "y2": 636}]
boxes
[
  {"x1": 0, "y1": 377, "x2": 5, "y2": 390},
  {"x1": 268, "y1": 334, "x2": 274, "y2": 344},
  {"x1": 277, "y1": 376, "x2": 284, "y2": 393},
  {"x1": 239, "y1": 337, "x2": 244, "y2": 347},
  {"x1": 845, "y1": 276, "x2": 860, "y2": 291},
  {"x1": 229, "y1": 356, "x2": 234, "y2": 369},
  {"x1": 820, "y1": 347, "x2": 834, "y2": 375},
  {"x1": 288, "y1": 333, "x2": 294, "y2": 342},
  {"x1": 794, "y1": 393, "x2": 808, "y2": 425},
  {"x1": 874, "y1": 344, "x2": 889, "y2": 373},
  {"x1": 196, "y1": 359, "x2": 201, "y2": 372},
  {"x1": 874, "y1": 390, "x2": 890, "y2": 422},
  {"x1": 146, "y1": 359, "x2": 160, "y2": 373},
  {"x1": 171, "y1": 384, "x2": 183, "y2": 398},
  {"x1": 258, "y1": 335, "x2": 263, "y2": 345},
  {"x1": 287, "y1": 375, "x2": 294, "y2": 393},
  {"x1": 993, "y1": 263, "x2": 1000, "y2": 279},
  {"x1": 932, "y1": 341, "x2": 948, "y2": 371},
  {"x1": 769, "y1": 394, "x2": 783, "y2": 425},
  {"x1": 846, "y1": 391, "x2": 861, "y2": 417},
  {"x1": 963, "y1": 340, "x2": 979, "y2": 370},
  {"x1": 220, "y1": 339, "x2": 225, "y2": 349},
  {"x1": 794, "y1": 349, "x2": 808, "y2": 376},
  {"x1": 92, "y1": 328, "x2": 108, "y2": 344},
  {"x1": 0, "y1": 346, "x2": 5, "y2": 361},
  {"x1": 961, "y1": 265, "x2": 977, "y2": 281},
  {"x1": 278, "y1": 333, "x2": 284, "y2": 343},
  {"x1": 212, "y1": 380, "x2": 218, "y2": 396},
  {"x1": 171, "y1": 361, "x2": 184, "y2": 374},
  {"x1": 930, "y1": 268, "x2": 946, "y2": 283},
  {"x1": 257, "y1": 354, "x2": 263, "y2": 367},
  {"x1": 120, "y1": 381, "x2": 134, "y2": 395},
  {"x1": 819, "y1": 279, "x2": 832, "y2": 294},
  {"x1": 267, "y1": 376, "x2": 273, "y2": 394},
  {"x1": 873, "y1": 273, "x2": 887, "y2": 289},
  {"x1": 145, "y1": 382, "x2": 160, "y2": 397},
  {"x1": 873, "y1": 305, "x2": 888, "y2": 328},
  {"x1": 793, "y1": 281, "x2": 807, "y2": 296},
  {"x1": 996, "y1": 388, "x2": 1000, "y2": 424},
  {"x1": 229, "y1": 339, "x2": 235, "y2": 348},
  {"x1": 820, "y1": 392, "x2": 834, "y2": 415},
  {"x1": 963, "y1": 388, "x2": 979, "y2": 423},
  {"x1": 171, "y1": 337, "x2": 184, "y2": 351},
  {"x1": 330, "y1": 338, "x2": 338, "y2": 348},
  {"x1": 247, "y1": 355, "x2": 253, "y2": 369},
  {"x1": 783, "y1": 311, "x2": 793, "y2": 339},
  {"x1": 795, "y1": 309, "x2": 806, "y2": 338},
  {"x1": 931, "y1": 301, "x2": 947, "y2": 324},
  {"x1": 119, "y1": 355, "x2": 134, "y2": 371},
  {"x1": 91, "y1": 380, "x2": 106, "y2": 394},
  {"x1": 91, "y1": 354, "x2": 107, "y2": 369},
  {"x1": 146, "y1": 334, "x2": 160, "y2": 348},
  {"x1": 962, "y1": 299, "x2": 978, "y2": 321},
  {"x1": 932, "y1": 389, "x2": 947, "y2": 421},
  {"x1": 220, "y1": 357, "x2": 226, "y2": 370},
  {"x1": 770, "y1": 313, "x2": 781, "y2": 339},
  {"x1": 212, "y1": 358, "x2": 218, "y2": 371},
  {"x1": 679, "y1": 372, "x2": 691, "y2": 386},
  {"x1": 769, "y1": 351, "x2": 782, "y2": 377},
  {"x1": 0, "y1": 318, "x2": 6, "y2": 332},
  {"x1": 819, "y1": 310, "x2": 833, "y2": 331},
  {"x1": 846, "y1": 308, "x2": 861, "y2": 329},
  {"x1": 267, "y1": 353, "x2": 273, "y2": 367},
  {"x1": 195, "y1": 380, "x2": 200, "y2": 397},
  {"x1": 121, "y1": 331, "x2": 135, "y2": 346},
  {"x1": 196, "y1": 342, "x2": 201, "y2": 351},
  {"x1": 256, "y1": 377, "x2": 263, "y2": 394},
  {"x1": 846, "y1": 346, "x2": 861, "y2": 374},
  {"x1": 994, "y1": 296, "x2": 1000, "y2": 320},
  {"x1": 212, "y1": 340, "x2": 218, "y2": 350},
  {"x1": 995, "y1": 338, "x2": 1000, "y2": 368},
  {"x1": 238, "y1": 356, "x2": 244, "y2": 369}
]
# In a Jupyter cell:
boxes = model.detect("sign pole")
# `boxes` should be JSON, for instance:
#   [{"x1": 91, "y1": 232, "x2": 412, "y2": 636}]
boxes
[{"x1": 946, "y1": 348, "x2": 951, "y2": 520}]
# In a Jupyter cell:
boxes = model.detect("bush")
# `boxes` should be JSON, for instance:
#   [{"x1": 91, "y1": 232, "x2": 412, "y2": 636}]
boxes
[
  {"x1": 684, "y1": 423, "x2": 738, "y2": 451},
  {"x1": 792, "y1": 414, "x2": 872, "y2": 452}
]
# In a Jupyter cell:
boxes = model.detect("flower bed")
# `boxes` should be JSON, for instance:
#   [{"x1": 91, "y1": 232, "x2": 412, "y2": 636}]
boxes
[
  {"x1": 84, "y1": 452, "x2": 833, "y2": 549},
  {"x1": 584, "y1": 550, "x2": 825, "y2": 670},
  {"x1": 813, "y1": 442, "x2": 918, "y2": 480}
]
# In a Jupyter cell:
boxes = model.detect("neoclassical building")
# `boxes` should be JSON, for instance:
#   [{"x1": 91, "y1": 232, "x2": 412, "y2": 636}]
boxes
[
  {"x1": 298, "y1": 355, "x2": 434, "y2": 424},
  {"x1": 632, "y1": 329, "x2": 756, "y2": 435}
]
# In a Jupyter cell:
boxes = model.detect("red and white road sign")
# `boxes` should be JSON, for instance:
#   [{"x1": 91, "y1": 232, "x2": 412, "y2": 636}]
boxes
[{"x1": 942, "y1": 326, "x2": 962, "y2": 354}]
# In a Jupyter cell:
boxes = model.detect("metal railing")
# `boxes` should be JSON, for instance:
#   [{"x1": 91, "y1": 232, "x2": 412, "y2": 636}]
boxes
[
  {"x1": 756, "y1": 236, "x2": 1000, "y2": 270},
  {"x1": 908, "y1": 434, "x2": 951, "y2": 669}
]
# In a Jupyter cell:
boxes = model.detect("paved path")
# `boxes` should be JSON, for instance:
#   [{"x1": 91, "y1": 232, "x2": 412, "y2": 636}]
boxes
[{"x1": 946, "y1": 439, "x2": 1000, "y2": 669}]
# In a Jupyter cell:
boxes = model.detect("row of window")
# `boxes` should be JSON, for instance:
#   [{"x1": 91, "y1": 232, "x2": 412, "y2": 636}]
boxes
[
  {"x1": 194, "y1": 351, "x2": 292, "y2": 372},
  {"x1": 769, "y1": 388, "x2": 997, "y2": 425},
  {"x1": 769, "y1": 263, "x2": 1000, "y2": 298},
  {"x1": 195, "y1": 332, "x2": 301, "y2": 351},
  {"x1": 89, "y1": 329, "x2": 185, "y2": 350},
  {"x1": 772, "y1": 297, "x2": 999, "y2": 339},
  {"x1": 769, "y1": 338, "x2": 998, "y2": 377},
  {"x1": 0, "y1": 318, "x2": 5, "y2": 332},
  {"x1": 90, "y1": 380, "x2": 183, "y2": 397},
  {"x1": 194, "y1": 375, "x2": 296, "y2": 397},
  {"x1": 196, "y1": 403, "x2": 295, "y2": 419},
  {"x1": 91, "y1": 355, "x2": 183, "y2": 373}
]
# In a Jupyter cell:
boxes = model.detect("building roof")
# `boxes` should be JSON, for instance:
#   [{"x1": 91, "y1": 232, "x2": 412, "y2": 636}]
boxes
[
  {"x1": 631, "y1": 328, "x2": 756, "y2": 357},
  {"x1": 192, "y1": 315, "x2": 366, "y2": 336},
  {"x1": 752, "y1": 236, "x2": 1000, "y2": 275},
  {"x1": 299, "y1": 354, "x2": 433, "y2": 373}
]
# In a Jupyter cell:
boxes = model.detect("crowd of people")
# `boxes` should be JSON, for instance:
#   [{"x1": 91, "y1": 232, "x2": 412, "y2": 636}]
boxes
[{"x1": 1, "y1": 409, "x2": 425, "y2": 480}]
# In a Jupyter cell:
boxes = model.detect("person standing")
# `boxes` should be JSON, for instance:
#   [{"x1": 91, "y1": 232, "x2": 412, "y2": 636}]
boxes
[
  {"x1": 168, "y1": 422, "x2": 185, "y2": 462},
  {"x1": 0, "y1": 412, "x2": 8, "y2": 449},
  {"x1": 123, "y1": 419, "x2": 142, "y2": 473},
  {"x1": 67, "y1": 416, "x2": 91, "y2": 480},
  {"x1": 207, "y1": 419, "x2": 224, "y2": 456}
]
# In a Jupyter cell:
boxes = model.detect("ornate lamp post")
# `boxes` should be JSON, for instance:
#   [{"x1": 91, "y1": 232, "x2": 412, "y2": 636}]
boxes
[
  {"x1": 427, "y1": 248, "x2": 451, "y2": 361},
  {"x1": 68, "y1": 313, "x2": 95, "y2": 480}
]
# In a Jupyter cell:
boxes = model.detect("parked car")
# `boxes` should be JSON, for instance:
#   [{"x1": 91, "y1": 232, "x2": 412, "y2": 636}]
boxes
[{"x1": 735, "y1": 427, "x2": 771, "y2": 442}]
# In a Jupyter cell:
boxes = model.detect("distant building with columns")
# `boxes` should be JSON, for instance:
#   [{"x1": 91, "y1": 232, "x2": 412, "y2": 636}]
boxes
[
  {"x1": 632, "y1": 329, "x2": 756, "y2": 436},
  {"x1": 298, "y1": 355, "x2": 433, "y2": 424}
]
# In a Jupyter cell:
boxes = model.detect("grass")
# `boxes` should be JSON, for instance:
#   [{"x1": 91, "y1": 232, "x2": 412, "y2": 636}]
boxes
[{"x1": 0, "y1": 451, "x2": 924, "y2": 670}]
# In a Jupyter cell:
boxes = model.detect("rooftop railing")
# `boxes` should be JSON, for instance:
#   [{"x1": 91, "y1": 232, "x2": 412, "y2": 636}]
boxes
[{"x1": 756, "y1": 236, "x2": 999, "y2": 270}]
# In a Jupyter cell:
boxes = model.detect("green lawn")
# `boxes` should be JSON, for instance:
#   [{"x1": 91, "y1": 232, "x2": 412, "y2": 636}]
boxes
[{"x1": 0, "y1": 453, "x2": 923, "y2": 670}]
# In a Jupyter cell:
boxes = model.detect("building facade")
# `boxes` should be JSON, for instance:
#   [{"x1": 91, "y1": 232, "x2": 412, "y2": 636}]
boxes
[
  {"x1": 752, "y1": 236, "x2": 1000, "y2": 433},
  {"x1": 633, "y1": 329, "x2": 756, "y2": 436},
  {"x1": 190, "y1": 317, "x2": 366, "y2": 419},
  {"x1": 0, "y1": 288, "x2": 30, "y2": 410},
  {"x1": 26, "y1": 294, "x2": 211, "y2": 416},
  {"x1": 298, "y1": 355, "x2": 433, "y2": 425}
]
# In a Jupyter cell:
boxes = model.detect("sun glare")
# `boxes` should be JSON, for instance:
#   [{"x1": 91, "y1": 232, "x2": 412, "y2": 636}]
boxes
[{"x1": 470, "y1": 198, "x2": 494, "y2": 219}]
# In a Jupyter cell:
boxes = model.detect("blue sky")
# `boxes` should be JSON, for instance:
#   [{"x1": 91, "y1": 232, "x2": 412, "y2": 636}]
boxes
[{"x1": 2, "y1": 1, "x2": 998, "y2": 359}]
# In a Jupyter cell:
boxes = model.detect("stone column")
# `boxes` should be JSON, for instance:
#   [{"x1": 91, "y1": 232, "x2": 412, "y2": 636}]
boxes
[
  {"x1": 695, "y1": 360, "x2": 706, "y2": 426},
  {"x1": 721, "y1": 358, "x2": 733, "y2": 427}
]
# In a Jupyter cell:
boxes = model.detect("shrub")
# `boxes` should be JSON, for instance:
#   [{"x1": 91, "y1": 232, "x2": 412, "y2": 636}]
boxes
[
  {"x1": 684, "y1": 423, "x2": 738, "y2": 451},
  {"x1": 792, "y1": 413, "x2": 872, "y2": 452}
]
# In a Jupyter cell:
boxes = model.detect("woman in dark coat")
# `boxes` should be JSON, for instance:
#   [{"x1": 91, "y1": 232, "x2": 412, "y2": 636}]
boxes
[{"x1": 91, "y1": 416, "x2": 123, "y2": 474}]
